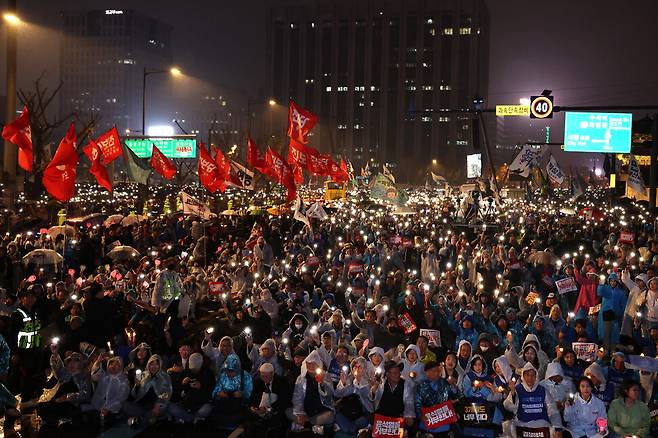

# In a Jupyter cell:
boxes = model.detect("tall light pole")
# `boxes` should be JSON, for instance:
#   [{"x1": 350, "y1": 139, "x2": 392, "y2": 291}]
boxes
[
  {"x1": 247, "y1": 98, "x2": 276, "y2": 136},
  {"x1": 3, "y1": 3, "x2": 20, "y2": 183},
  {"x1": 141, "y1": 66, "x2": 181, "y2": 135}
]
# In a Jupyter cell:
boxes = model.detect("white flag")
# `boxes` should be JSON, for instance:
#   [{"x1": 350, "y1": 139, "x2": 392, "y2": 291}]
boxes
[
  {"x1": 292, "y1": 196, "x2": 310, "y2": 227},
  {"x1": 431, "y1": 172, "x2": 447, "y2": 185},
  {"x1": 227, "y1": 159, "x2": 255, "y2": 190},
  {"x1": 545, "y1": 155, "x2": 565, "y2": 185},
  {"x1": 509, "y1": 145, "x2": 539, "y2": 178},
  {"x1": 627, "y1": 154, "x2": 646, "y2": 195},
  {"x1": 181, "y1": 192, "x2": 214, "y2": 219},
  {"x1": 383, "y1": 164, "x2": 396, "y2": 183},
  {"x1": 306, "y1": 202, "x2": 328, "y2": 221}
]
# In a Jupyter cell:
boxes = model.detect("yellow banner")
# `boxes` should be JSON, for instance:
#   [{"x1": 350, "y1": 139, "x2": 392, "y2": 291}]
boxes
[{"x1": 496, "y1": 105, "x2": 530, "y2": 117}]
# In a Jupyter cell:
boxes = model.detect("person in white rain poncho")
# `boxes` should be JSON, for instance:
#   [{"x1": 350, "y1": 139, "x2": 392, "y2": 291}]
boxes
[
  {"x1": 290, "y1": 349, "x2": 335, "y2": 433},
  {"x1": 504, "y1": 362, "x2": 564, "y2": 437}
]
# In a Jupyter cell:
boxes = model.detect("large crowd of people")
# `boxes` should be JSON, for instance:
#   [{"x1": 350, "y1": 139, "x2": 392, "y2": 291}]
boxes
[{"x1": 0, "y1": 184, "x2": 656, "y2": 438}]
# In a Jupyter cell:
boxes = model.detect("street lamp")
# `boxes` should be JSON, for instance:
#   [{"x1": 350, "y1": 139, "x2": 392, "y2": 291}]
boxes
[
  {"x1": 247, "y1": 98, "x2": 277, "y2": 134},
  {"x1": 142, "y1": 66, "x2": 182, "y2": 135},
  {"x1": 432, "y1": 159, "x2": 437, "y2": 165},
  {"x1": 2, "y1": 13, "x2": 21, "y2": 26},
  {"x1": 3, "y1": 1, "x2": 20, "y2": 186}
]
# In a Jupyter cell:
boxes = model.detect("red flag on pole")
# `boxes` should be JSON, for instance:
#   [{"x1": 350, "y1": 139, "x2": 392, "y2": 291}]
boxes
[
  {"x1": 247, "y1": 136, "x2": 266, "y2": 172},
  {"x1": 287, "y1": 100, "x2": 318, "y2": 144},
  {"x1": 42, "y1": 123, "x2": 78, "y2": 202},
  {"x1": 265, "y1": 146, "x2": 297, "y2": 202},
  {"x1": 94, "y1": 126, "x2": 122, "y2": 164},
  {"x1": 330, "y1": 158, "x2": 349, "y2": 182},
  {"x1": 1, "y1": 105, "x2": 33, "y2": 172},
  {"x1": 150, "y1": 144, "x2": 176, "y2": 179},
  {"x1": 198, "y1": 142, "x2": 223, "y2": 193},
  {"x1": 83, "y1": 138, "x2": 112, "y2": 192}
]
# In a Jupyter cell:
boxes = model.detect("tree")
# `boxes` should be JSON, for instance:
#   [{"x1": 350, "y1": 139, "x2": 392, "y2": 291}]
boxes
[{"x1": 17, "y1": 76, "x2": 99, "y2": 197}]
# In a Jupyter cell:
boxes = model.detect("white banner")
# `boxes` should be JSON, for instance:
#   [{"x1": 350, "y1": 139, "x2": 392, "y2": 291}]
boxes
[
  {"x1": 181, "y1": 192, "x2": 214, "y2": 219},
  {"x1": 509, "y1": 145, "x2": 539, "y2": 178},
  {"x1": 627, "y1": 154, "x2": 646, "y2": 195},
  {"x1": 546, "y1": 155, "x2": 565, "y2": 185},
  {"x1": 306, "y1": 202, "x2": 328, "y2": 221},
  {"x1": 228, "y1": 160, "x2": 255, "y2": 190}
]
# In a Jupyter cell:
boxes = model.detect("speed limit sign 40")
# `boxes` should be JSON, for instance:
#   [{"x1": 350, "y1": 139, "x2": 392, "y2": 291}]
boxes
[{"x1": 530, "y1": 95, "x2": 554, "y2": 119}]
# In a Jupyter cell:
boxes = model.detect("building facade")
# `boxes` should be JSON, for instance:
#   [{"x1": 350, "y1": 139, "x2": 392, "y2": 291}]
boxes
[
  {"x1": 59, "y1": 9, "x2": 173, "y2": 133},
  {"x1": 266, "y1": 0, "x2": 489, "y2": 182}
]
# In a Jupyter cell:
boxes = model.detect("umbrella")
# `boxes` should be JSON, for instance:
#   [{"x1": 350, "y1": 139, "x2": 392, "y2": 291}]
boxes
[
  {"x1": 527, "y1": 250, "x2": 558, "y2": 265},
  {"x1": 391, "y1": 206, "x2": 416, "y2": 215},
  {"x1": 107, "y1": 246, "x2": 140, "y2": 261},
  {"x1": 104, "y1": 214, "x2": 124, "y2": 227},
  {"x1": 48, "y1": 225, "x2": 75, "y2": 239},
  {"x1": 66, "y1": 213, "x2": 106, "y2": 228},
  {"x1": 22, "y1": 249, "x2": 63, "y2": 266},
  {"x1": 559, "y1": 207, "x2": 577, "y2": 216},
  {"x1": 120, "y1": 214, "x2": 144, "y2": 227}
]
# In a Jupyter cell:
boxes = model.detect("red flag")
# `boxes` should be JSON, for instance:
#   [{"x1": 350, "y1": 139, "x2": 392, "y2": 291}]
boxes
[
  {"x1": 150, "y1": 144, "x2": 176, "y2": 179},
  {"x1": 210, "y1": 144, "x2": 219, "y2": 159},
  {"x1": 1, "y1": 105, "x2": 33, "y2": 172},
  {"x1": 83, "y1": 138, "x2": 112, "y2": 192},
  {"x1": 265, "y1": 147, "x2": 297, "y2": 202},
  {"x1": 94, "y1": 126, "x2": 122, "y2": 164},
  {"x1": 330, "y1": 158, "x2": 349, "y2": 182},
  {"x1": 247, "y1": 137, "x2": 266, "y2": 172},
  {"x1": 42, "y1": 123, "x2": 78, "y2": 202},
  {"x1": 198, "y1": 142, "x2": 223, "y2": 193},
  {"x1": 215, "y1": 148, "x2": 231, "y2": 180},
  {"x1": 287, "y1": 138, "x2": 332, "y2": 177},
  {"x1": 287, "y1": 100, "x2": 318, "y2": 144}
]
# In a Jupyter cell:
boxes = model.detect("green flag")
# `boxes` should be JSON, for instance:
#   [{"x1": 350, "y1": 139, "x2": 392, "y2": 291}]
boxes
[
  {"x1": 122, "y1": 143, "x2": 151, "y2": 185},
  {"x1": 369, "y1": 173, "x2": 408, "y2": 206}
]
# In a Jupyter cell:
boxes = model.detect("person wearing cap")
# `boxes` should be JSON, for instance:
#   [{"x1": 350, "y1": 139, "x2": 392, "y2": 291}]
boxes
[
  {"x1": 37, "y1": 345, "x2": 91, "y2": 429},
  {"x1": 83, "y1": 354, "x2": 129, "y2": 431},
  {"x1": 9, "y1": 286, "x2": 42, "y2": 399},
  {"x1": 621, "y1": 270, "x2": 648, "y2": 337},
  {"x1": 606, "y1": 352, "x2": 638, "y2": 395},
  {"x1": 237, "y1": 362, "x2": 292, "y2": 437},
  {"x1": 597, "y1": 272, "x2": 627, "y2": 353},
  {"x1": 414, "y1": 360, "x2": 455, "y2": 435},
  {"x1": 167, "y1": 352, "x2": 214, "y2": 423},
  {"x1": 504, "y1": 362, "x2": 563, "y2": 437},
  {"x1": 371, "y1": 360, "x2": 415, "y2": 428}
]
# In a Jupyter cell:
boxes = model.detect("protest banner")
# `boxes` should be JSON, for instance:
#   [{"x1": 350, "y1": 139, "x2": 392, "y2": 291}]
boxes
[
  {"x1": 555, "y1": 277, "x2": 578, "y2": 294},
  {"x1": 372, "y1": 414, "x2": 403, "y2": 438},
  {"x1": 419, "y1": 329, "x2": 442, "y2": 347},
  {"x1": 421, "y1": 401, "x2": 458, "y2": 430},
  {"x1": 572, "y1": 342, "x2": 598, "y2": 362}
]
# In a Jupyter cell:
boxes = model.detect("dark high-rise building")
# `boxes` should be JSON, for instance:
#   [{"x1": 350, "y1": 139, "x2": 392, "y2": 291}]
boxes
[
  {"x1": 59, "y1": 9, "x2": 173, "y2": 133},
  {"x1": 266, "y1": 0, "x2": 489, "y2": 182}
]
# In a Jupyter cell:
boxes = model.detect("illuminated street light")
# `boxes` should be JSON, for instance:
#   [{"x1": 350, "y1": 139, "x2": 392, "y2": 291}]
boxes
[
  {"x1": 268, "y1": 99, "x2": 276, "y2": 106},
  {"x1": 2, "y1": 13, "x2": 21, "y2": 26},
  {"x1": 142, "y1": 66, "x2": 184, "y2": 133}
]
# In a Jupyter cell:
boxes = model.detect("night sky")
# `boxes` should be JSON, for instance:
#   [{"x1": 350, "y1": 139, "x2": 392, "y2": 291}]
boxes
[{"x1": 3, "y1": 0, "x2": 658, "y2": 152}]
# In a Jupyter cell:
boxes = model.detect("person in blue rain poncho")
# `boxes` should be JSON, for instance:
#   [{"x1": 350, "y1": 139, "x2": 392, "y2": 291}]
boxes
[
  {"x1": 596, "y1": 272, "x2": 628, "y2": 352},
  {"x1": 211, "y1": 353, "x2": 253, "y2": 427}
]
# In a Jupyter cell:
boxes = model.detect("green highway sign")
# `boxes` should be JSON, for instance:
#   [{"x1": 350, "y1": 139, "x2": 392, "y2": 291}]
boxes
[{"x1": 124, "y1": 136, "x2": 197, "y2": 158}]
